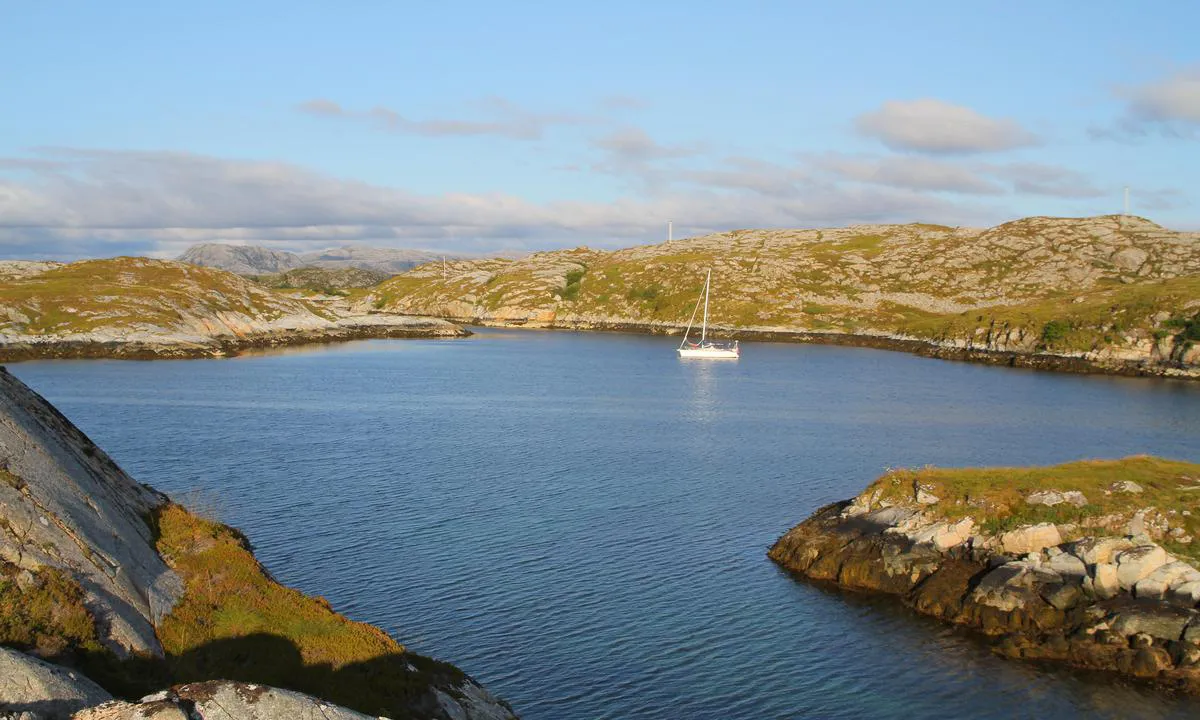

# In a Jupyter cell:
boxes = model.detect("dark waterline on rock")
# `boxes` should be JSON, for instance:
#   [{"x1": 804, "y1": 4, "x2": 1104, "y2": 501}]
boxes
[{"x1": 10, "y1": 329, "x2": 1200, "y2": 719}]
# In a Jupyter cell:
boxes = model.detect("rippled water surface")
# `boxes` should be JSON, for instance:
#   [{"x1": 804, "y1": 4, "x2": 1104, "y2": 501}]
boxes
[{"x1": 11, "y1": 329, "x2": 1200, "y2": 719}]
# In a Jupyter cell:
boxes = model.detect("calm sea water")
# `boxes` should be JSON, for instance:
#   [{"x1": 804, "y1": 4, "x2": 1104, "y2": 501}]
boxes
[{"x1": 10, "y1": 329, "x2": 1200, "y2": 719}]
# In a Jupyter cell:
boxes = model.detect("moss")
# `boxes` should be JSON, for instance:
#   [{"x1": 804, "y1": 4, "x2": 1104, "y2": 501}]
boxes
[
  {"x1": 1041, "y1": 319, "x2": 1070, "y2": 347},
  {"x1": 0, "y1": 563, "x2": 105, "y2": 657},
  {"x1": 152, "y1": 504, "x2": 462, "y2": 717},
  {"x1": 0, "y1": 468, "x2": 25, "y2": 490},
  {"x1": 154, "y1": 503, "x2": 398, "y2": 668}
]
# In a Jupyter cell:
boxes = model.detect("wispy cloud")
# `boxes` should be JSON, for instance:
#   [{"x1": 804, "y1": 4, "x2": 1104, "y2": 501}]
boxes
[
  {"x1": 855, "y1": 99, "x2": 1039, "y2": 154},
  {"x1": 297, "y1": 96, "x2": 586, "y2": 140},
  {"x1": 599, "y1": 95, "x2": 649, "y2": 111},
  {"x1": 993, "y1": 162, "x2": 1105, "y2": 199},
  {"x1": 810, "y1": 153, "x2": 1005, "y2": 195},
  {"x1": 1094, "y1": 66, "x2": 1200, "y2": 140}
]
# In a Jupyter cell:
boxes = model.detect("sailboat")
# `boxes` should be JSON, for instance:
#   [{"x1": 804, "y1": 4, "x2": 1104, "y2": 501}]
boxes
[{"x1": 677, "y1": 269, "x2": 740, "y2": 359}]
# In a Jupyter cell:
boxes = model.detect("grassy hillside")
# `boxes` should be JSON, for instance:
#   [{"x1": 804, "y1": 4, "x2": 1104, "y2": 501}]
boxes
[
  {"x1": 0, "y1": 257, "x2": 333, "y2": 337},
  {"x1": 367, "y1": 215, "x2": 1200, "y2": 368}
]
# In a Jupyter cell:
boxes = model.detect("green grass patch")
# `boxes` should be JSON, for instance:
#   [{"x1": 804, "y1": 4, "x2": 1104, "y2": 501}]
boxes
[{"x1": 864, "y1": 456, "x2": 1200, "y2": 561}]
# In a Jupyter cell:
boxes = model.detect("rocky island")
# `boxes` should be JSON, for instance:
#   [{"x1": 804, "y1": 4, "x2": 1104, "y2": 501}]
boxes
[
  {"x1": 0, "y1": 257, "x2": 466, "y2": 361},
  {"x1": 0, "y1": 367, "x2": 514, "y2": 719},
  {"x1": 769, "y1": 457, "x2": 1200, "y2": 691},
  {"x1": 366, "y1": 214, "x2": 1199, "y2": 379}
]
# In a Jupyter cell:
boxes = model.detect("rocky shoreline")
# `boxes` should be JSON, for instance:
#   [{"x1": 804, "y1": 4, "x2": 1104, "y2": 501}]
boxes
[
  {"x1": 454, "y1": 316, "x2": 1199, "y2": 380},
  {"x1": 0, "y1": 315, "x2": 469, "y2": 362},
  {"x1": 768, "y1": 465, "x2": 1200, "y2": 692}
]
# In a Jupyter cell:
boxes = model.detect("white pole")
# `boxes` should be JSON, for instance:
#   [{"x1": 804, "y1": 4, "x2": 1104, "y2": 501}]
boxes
[
  {"x1": 701, "y1": 269, "x2": 710, "y2": 343},
  {"x1": 1124, "y1": 187, "x2": 1130, "y2": 216},
  {"x1": 442, "y1": 256, "x2": 446, "y2": 279},
  {"x1": 668, "y1": 220, "x2": 673, "y2": 242}
]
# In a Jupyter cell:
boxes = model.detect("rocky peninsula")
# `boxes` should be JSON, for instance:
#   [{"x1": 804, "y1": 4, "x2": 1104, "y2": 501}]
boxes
[
  {"x1": 0, "y1": 367, "x2": 514, "y2": 719},
  {"x1": 0, "y1": 258, "x2": 467, "y2": 362},
  {"x1": 367, "y1": 214, "x2": 1200, "y2": 379},
  {"x1": 769, "y1": 457, "x2": 1200, "y2": 692}
]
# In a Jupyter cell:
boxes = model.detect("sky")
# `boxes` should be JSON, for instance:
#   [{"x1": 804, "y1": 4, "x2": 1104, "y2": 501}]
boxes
[{"x1": 1, "y1": 0, "x2": 1198, "y2": 260}]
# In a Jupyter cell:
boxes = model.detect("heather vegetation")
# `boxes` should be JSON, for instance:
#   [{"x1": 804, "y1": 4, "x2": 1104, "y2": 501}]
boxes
[{"x1": 0, "y1": 257, "x2": 334, "y2": 335}]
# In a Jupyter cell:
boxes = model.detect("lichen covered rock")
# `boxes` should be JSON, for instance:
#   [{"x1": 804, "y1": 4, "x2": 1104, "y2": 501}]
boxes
[{"x1": 769, "y1": 459, "x2": 1200, "y2": 693}]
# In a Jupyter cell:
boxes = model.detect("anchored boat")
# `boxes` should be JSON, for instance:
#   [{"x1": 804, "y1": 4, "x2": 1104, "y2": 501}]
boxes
[{"x1": 677, "y1": 269, "x2": 740, "y2": 359}]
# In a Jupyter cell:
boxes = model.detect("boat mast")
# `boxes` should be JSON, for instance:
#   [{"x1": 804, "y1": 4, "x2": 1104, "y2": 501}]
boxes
[{"x1": 700, "y1": 269, "x2": 710, "y2": 343}]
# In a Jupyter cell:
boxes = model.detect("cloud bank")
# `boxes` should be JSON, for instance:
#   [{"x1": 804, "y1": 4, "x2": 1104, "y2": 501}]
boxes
[{"x1": 0, "y1": 146, "x2": 1010, "y2": 260}]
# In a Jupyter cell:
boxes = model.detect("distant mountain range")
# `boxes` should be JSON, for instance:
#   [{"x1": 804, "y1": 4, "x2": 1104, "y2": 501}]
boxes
[{"x1": 177, "y1": 243, "x2": 469, "y2": 275}]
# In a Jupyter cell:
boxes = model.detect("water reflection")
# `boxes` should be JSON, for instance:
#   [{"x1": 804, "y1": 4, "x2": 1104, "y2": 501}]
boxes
[{"x1": 679, "y1": 357, "x2": 728, "y2": 422}]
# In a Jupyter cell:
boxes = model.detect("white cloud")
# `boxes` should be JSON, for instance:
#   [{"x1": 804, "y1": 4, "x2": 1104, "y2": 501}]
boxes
[
  {"x1": 592, "y1": 127, "x2": 702, "y2": 162},
  {"x1": 855, "y1": 99, "x2": 1038, "y2": 154},
  {"x1": 297, "y1": 96, "x2": 585, "y2": 140}
]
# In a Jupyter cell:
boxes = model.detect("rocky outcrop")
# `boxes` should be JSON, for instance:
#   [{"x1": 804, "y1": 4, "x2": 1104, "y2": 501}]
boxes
[
  {"x1": 769, "y1": 478, "x2": 1200, "y2": 692},
  {"x1": 76, "y1": 681, "x2": 389, "y2": 720},
  {"x1": 0, "y1": 672, "x2": 517, "y2": 720},
  {"x1": 367, "y1": 214, "x2": 1200, "y2": 379},
  {"x1": 177, "y1": 244, "x2": 305, "y2": 275},
  {"x1": 0, "y1": 368, "x2": 181, "y2": 656},
  {"x1": 0, "y1": 258, "x2": 467, "y2": 361},
  {"x1": 178, "y1": 243, "x2": 471, "y2": 276},
  {"x1": 298, "y1": 245, "x2": 469, "y2": 274},
  {"x1": 0, "y1": 647, "x2": 113, "y2": 719},
  {"x1": 253, "y1": 266, "x2": 392, "y2": 290},
  {"x1": 0, "y1": 371, "x2": 515, "y2": 718}
]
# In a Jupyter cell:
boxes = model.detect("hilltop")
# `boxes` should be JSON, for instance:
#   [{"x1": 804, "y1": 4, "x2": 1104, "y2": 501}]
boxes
[
  {"x1": 177, "y1": 244, "x2": 303, "y2": 275},
  {"x1": 0, "y1": 257, "x2": 465, "y2": 360},
  {"x1": 365, "y1": 215, "x2": 1200, "y2": 378},
  {"x1": 179, "y1": 242, "x2": 470, "y2": 275}
]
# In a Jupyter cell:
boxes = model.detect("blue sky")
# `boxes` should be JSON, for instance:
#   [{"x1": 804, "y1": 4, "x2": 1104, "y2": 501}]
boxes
[{"x1": 1, "y1": 0, "x2": 1198, "y2": 259}]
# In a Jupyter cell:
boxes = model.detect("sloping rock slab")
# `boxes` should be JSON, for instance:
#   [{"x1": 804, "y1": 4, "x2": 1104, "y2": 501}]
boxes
[
  {"x1": 0, "y1": 646, "x2": 112, "y2": 719},
  {"x1": 0, "y1": 369, "x2": 182, "y2": 656}
]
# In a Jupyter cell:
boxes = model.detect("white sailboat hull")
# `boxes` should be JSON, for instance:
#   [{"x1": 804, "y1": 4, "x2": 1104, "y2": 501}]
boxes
[
  {"x1": 677, "y1": 345, "x2": 740, "y2": 359},
  {"x1": 677, "y1": 268, "x2": 742, "y2": 359}
]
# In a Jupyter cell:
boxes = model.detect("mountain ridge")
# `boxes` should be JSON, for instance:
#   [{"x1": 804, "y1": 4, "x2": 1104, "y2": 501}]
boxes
[{"x1": 178, "y1": 243, "x2": 473, "y2": 275}]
